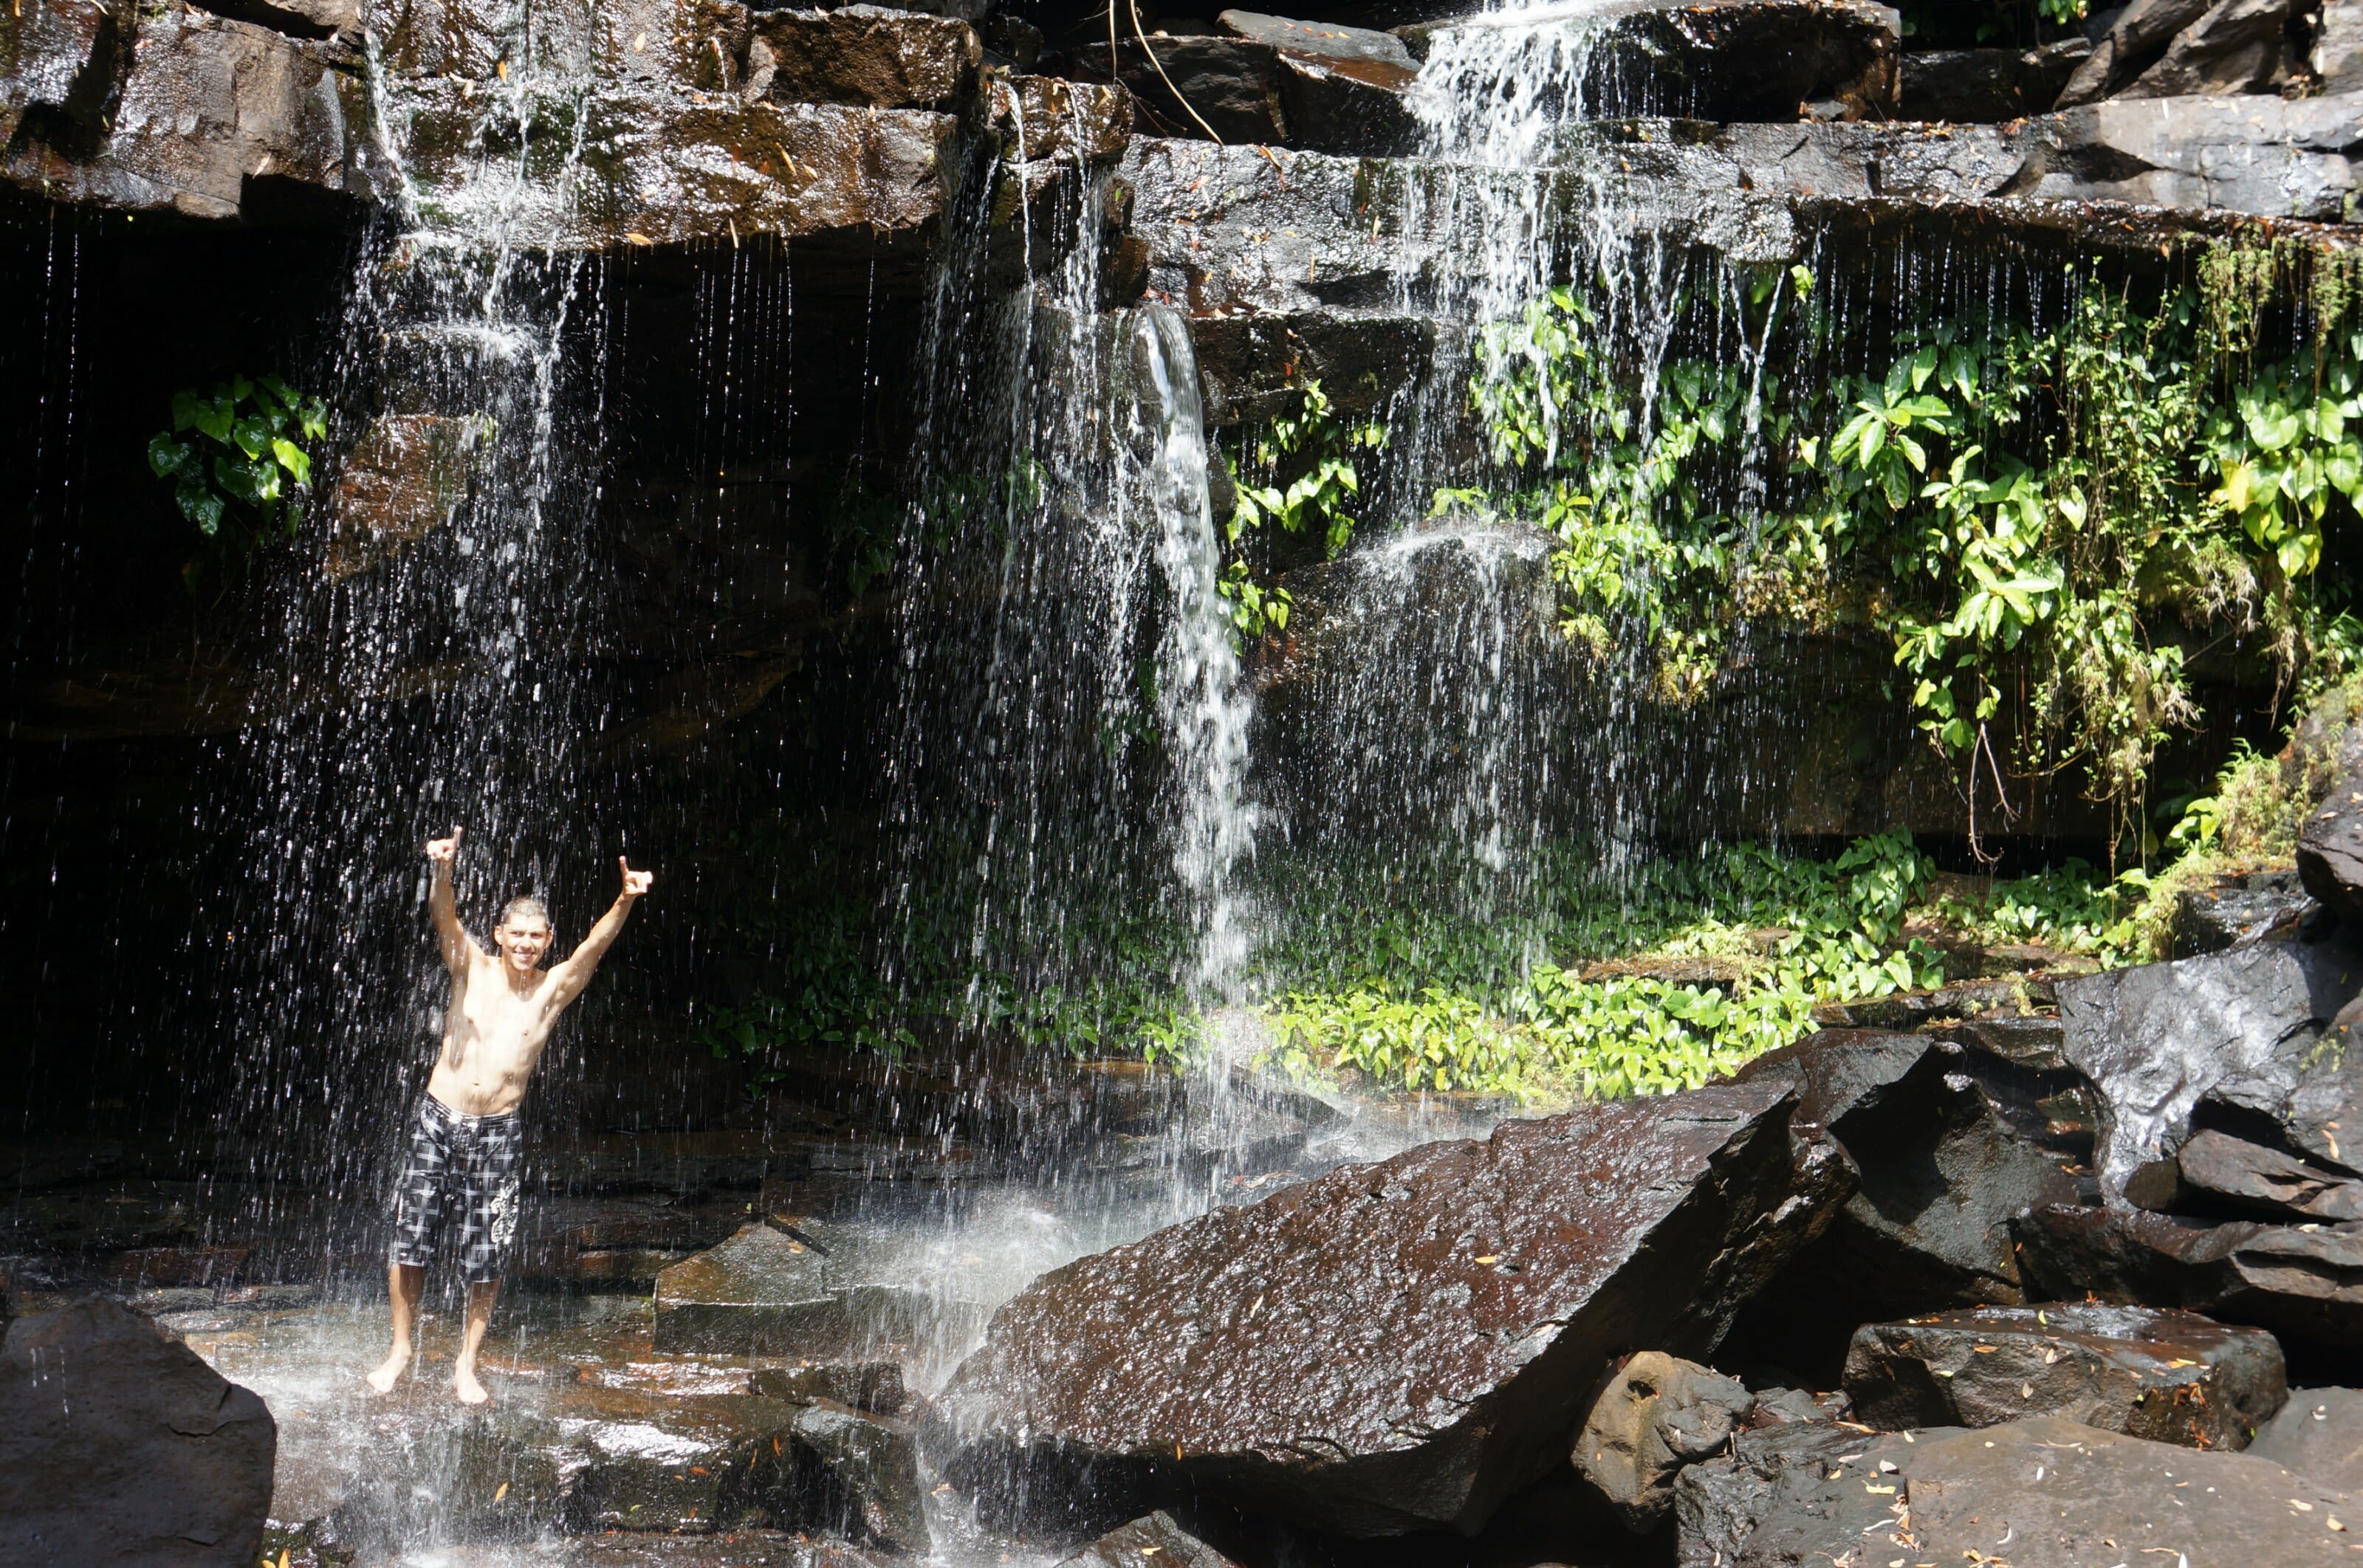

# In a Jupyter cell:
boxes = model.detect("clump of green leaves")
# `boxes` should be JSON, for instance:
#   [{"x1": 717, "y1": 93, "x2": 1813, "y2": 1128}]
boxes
[
  {"x1": 1217, "y1": 379, "x2": 1387, "y2": 639},
  {"x1": 148, "y1": 375, "x2": 328, "y2": 558},
  {"x1": 1460, "y1": 258, "x2": 2363, "y2": 844}
]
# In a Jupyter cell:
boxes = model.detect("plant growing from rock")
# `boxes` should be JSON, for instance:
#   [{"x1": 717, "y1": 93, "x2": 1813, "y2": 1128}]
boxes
[
  {"x1": 1461, "y1": 252, "x2": 2363, "y2": 855},
  {"x1": 1216, "y1": 379, "x2": 1386, "y2": 640},
  {"x1": 147, "y1": 374, "x2": 329, "y2": 574}
]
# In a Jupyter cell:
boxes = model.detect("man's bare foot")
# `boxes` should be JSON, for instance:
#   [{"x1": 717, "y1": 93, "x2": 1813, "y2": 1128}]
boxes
[
  {"x1": 453, "y1": 1361, "x2": 490, "y2": 1405},
  {"x1": 366, "y1": 1349, "x2": 411, "y2": 1394}
]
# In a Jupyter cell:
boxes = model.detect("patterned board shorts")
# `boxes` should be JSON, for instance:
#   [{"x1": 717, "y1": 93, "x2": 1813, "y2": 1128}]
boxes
[{"x1": 389, "y1": 1093, "x2": 524, "y2": 1285}]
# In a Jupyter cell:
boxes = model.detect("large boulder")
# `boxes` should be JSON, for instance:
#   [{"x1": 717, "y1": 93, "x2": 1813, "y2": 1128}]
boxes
[
  {"x1": 2055, "y1": 935, "x2": 2363, "y2": 1203},
  {"x1": 0, "y1": 1297, "x2": 276, "y2": 1567},
  {"x1": 0, "y1": 0, "x2": 134, "y2": 151},
  {"x1": 767, "y1": 1399, "x2": 930, "y2": 1555},
  {"x1": 2251, "y1": 1387, "x2": 2363, "y2": 1490},
  {"x1": 654, "y1": 1219, "x2": 972, "y2": 1358},
  {"x1": 938, "y1": 1078, "x2": 1847, "y2": 1537},
  {"x1": 2001, "y1": 91, "x2": 2363, "y2": 221},
  {"x1": 1841, "y1": 1302, "x2": 2286, "y2": 1448},
  {"x1": 2015, "y1": 1205, "x2": 2363, "y2": 1350},
  {"x1": 1571, "y1": 1352, "x2": 1755, "y2": 1530}
]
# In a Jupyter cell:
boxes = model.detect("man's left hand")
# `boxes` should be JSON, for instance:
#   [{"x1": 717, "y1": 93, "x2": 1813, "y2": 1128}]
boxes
[{"x1": 619, "y1": 857, "x2": 654, "y2": 901}]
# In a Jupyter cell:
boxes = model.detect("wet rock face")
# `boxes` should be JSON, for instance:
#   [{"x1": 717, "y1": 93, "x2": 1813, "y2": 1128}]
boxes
[
  {"x1": 748, "y1": 1361, "x2": 908, "y2": 1414},
  {"x1": 1901, "y1": 39, "x2": 2089, "y2": 120},
  {"x1": 2170, "y1": 881, "x2": 2318, "y2": 957},
  {"x1": 1571, "y1": 1352, "x2": 1755, "y2": 1530},
  {"x1": 326, "y1": 413, "x2": 484, "y2": 579},
  {"x1": 2014, "y1": 1204, "x2": 2363, "y2": 1350},
  {"x1": 2251, "y1": 1387, "x2": 2363, "y2": 1490},
  {"x1": 1057, "y1": 1512, "x2": 1244, "y2": 1567},
  {"x1": 5, "y1": 0, "x2": 355, "y2": 221},
  {"x1": 0, "y1": 0, "x2": 134, "y2": 151},
  {"x1": 2300, "y1": 773, "x2": 2363, "y2": 921},
  {"x1": 1076, "y1": 32, "x2": 1418, "y2": 154},
  {"x1": 0, "y1": 1297, "x2": 276, "y2": 1567},
  {"x1": 2056, "y1": 935, "x2": 2363, "y2": 1202},
  {"x1": 746, "y1": 5, "x2": 978, "y2": 109},
  {"x1": 1841, "y1": 1303, "x2": 2287, "y2": 1448},
  {"x1": 939, "y1": 1079, "x2": 1842, "y2": 1537},
  {"x1": 1904, "y1": 1416, "x2": 2356, "y2": 1566}
]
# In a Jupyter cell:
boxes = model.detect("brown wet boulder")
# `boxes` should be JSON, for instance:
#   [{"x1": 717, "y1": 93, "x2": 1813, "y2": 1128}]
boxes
[
  {"x1": 0, "y1": 0, "x2": 134, "y2": 151},
  {"x1": 938, "y1": 1079, "x2": 1846, "y2": 1537},
  {"x1": 747, "y1": 5, "x2": 978, "y2": 109},
  {"x1": 748, "y1": 1360, "x2": 908, "y2": 1414},
  {"x1": 2251, "y1": 1387, "x2": 2363, "y2": 1490},
  {"x1": 1842, "y1": 1302, "x2": 2286, "y2": 1448},
  {"x1": 1904, "y1": 1415, "x2": 2356, "y2": 1565},
  {"x1": 2014, "y1": 1205, "x2": 2363, "y2": 1352},
  {"x1": 0, "y1": 1297, "x2": 277, "y2": 1567},
  {"x1": 1572, "y1": 1352, "x2": 1755, "y2": 1530}
]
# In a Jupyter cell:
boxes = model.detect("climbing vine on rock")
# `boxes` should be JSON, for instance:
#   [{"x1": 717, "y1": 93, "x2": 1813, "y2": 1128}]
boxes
[{"x1": 1457, "y1": 254, "x2": 2363, "y2": 840}]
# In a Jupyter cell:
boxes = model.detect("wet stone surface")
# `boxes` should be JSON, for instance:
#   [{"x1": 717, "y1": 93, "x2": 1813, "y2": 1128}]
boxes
[
  {"x1": 1841, "y1": 1301, "x2": 2288, "y2": 1449},
  {"x1": 938, "y1": 1079, "x2": 1837, "y2": 1536}
]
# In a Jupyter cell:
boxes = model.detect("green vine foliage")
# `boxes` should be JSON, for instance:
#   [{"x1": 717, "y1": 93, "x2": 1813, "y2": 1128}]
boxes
[
  {"x1": 1217, "y1": 379, "x2": 1387, "y2": 639},
  {"x1": 1460, "y1": 263, "x2": 2363, "y2": 832},
  {"x1": 148, "y1": 375, "x2": 328, "y2": 560}
]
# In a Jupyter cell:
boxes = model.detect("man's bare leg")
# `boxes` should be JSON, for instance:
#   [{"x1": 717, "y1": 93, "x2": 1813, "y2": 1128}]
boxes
[
  {"x1": 368, "y1": 1262, "x2": 424, "y2": 1392},
  {"x1": 452, "y1": 1279, "x2": 500, "y2": 1404}
]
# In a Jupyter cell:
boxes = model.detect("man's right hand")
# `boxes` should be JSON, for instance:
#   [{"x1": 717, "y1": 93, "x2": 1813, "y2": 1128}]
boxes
[{"x1": 426, "y1": 828, "x2": 463, "y2": 866}]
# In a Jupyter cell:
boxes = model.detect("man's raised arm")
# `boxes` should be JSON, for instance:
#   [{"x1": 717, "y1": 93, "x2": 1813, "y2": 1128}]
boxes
[
  {"x1": 546, "y1": 856, "x2": 654, "y2": 1010},
  {"x1": 425, "y1": 828, "x2": 479, "y2": 973}
]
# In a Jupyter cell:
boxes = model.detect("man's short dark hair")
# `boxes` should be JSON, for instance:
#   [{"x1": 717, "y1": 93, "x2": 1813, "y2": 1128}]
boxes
[{"x1": 499, "y1": 894, "x2": 551, "y2": 928}]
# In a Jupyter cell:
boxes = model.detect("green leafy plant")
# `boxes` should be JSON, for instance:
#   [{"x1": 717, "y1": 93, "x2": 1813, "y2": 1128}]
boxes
[
  {"x1": 1217, "y1": 380, "x2": 1386, "y2": 641},
  {"x1": 1457, "y1": 260, "x2": 2363, "y2": 845},
  {"x1": 148, "y1": 374, "x2": 328, "y2": 557}
]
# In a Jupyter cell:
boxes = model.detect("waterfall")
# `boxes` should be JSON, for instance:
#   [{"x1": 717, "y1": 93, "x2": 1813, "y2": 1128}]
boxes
[
  {"x1": 1135, "y1": 306, "x2": 1258, "y2": 1002},
  {"x1": 206, "y1": 0, "x2": 616, "y2": 1307}
]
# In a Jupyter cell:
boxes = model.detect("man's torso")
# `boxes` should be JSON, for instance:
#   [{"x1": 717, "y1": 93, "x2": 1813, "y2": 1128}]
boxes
[{"x1": 426, "y1": 955, "x2": 559, "y2": 1117}]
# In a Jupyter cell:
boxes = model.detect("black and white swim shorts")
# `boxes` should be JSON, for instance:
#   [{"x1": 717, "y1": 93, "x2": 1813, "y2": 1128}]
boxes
[{"x1": 389, "y1": 1093, "x2": 524, "y2": 1285}]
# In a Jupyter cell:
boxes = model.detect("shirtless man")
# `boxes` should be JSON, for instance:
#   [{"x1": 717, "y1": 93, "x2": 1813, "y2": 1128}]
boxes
[{"x1": 366, "y1": 827, "x2": 654, "y2": 1403}]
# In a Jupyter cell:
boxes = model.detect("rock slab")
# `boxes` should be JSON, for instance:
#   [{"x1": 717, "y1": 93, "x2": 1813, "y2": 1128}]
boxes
[
  {"x1": 2251, "y1": 1386, "x2": 2363, "y2": 1490},
  {"x1": 0, "y1": 1297, "x2": 276, "y2": 1567},
  {"x1": 939, "y1": 1078, "x2": 1840, "y2": 1536},
  {"x1": 1905, "y1": 1416, "x2": 2358, "y2": 1567},
  {"x1": 2015, "y1": 1205, "x2": 2363, "y2": 1350},
  {"x1": 1842, "y1": 1301, "x2": 2286, "y2": 1448}
]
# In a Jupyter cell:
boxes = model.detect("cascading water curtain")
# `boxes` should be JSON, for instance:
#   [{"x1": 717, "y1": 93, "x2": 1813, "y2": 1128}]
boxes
[
  {"x1": 880, "y1": 109, "x2": 1257, "y2": 1048},
  {"x1": 200, "y1": 47, "x2": 614, "y2": 1281}
]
